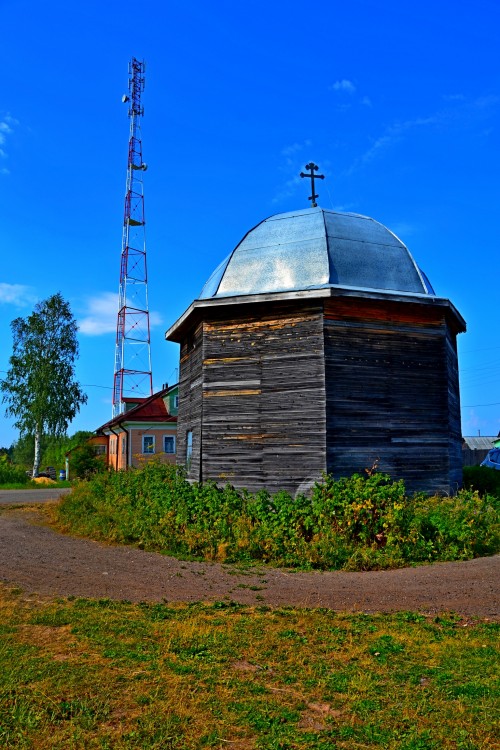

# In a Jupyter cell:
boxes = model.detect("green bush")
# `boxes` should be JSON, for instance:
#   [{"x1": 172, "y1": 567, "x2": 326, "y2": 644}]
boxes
[
  {"x1": 407, "y1": 489, "x2": 499, "y2": 561},
  {"x1": 463, "y1": 465, "x2": 500, "y2": 498},
  {"x1": 56, "y1": 463, "x2": 500, "y2": 571},
  {"x1": 0, "y1": 454, "x2": 29, "y2": 485},
  {"x1": 70, "y1": 444, "x2": 107, "y2": 480}
]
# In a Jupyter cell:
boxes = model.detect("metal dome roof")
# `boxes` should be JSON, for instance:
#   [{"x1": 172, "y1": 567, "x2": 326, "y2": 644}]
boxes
[{"x1": 199, "y1": 206, "x2": 434, "y2": 299}]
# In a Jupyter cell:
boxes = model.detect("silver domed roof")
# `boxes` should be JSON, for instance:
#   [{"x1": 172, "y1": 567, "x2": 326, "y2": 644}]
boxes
[{"x1": 199, "y1": 207, "x2": 434, "y2": 299}]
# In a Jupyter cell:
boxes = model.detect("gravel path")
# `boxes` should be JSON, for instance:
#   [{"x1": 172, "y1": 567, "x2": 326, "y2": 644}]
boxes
[{"x1": 0, "y1": 494, "x2": 498, "y2": 618}]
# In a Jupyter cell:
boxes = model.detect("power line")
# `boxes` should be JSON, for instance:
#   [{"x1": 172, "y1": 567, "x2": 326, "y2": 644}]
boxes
[
  {"x1": 0, "y1": 371, "x2": 113, "y2": 391},
  {"x1": 2, "y1": 375, "x2": 499, "y2": 407},
  {"x1": 461, "y1": 402, "x2": 500, "y2": 408},
  {"x1": 82, "y1": 383, "x2": 113, "y2": 390}
]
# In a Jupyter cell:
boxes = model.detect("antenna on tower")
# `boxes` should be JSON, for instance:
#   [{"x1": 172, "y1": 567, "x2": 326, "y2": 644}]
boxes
[{"x1": 112, "y1": 57, "x2": 153, "y2": 418}]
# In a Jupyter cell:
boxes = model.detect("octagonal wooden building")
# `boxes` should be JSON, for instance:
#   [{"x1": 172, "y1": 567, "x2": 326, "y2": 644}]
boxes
[{"x1": 166, "y1": 207, "x2": 466, "y2": 495}]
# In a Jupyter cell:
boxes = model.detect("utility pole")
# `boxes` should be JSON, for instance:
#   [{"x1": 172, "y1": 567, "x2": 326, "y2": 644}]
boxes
[{"x1": 112, "y1": 57, "x2": 152, "y2": 417}]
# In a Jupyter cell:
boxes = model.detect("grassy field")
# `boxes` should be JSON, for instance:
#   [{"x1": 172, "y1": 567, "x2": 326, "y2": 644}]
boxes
[{"x1": 0, "y1": 584, "x2": 497, "y2": 749}]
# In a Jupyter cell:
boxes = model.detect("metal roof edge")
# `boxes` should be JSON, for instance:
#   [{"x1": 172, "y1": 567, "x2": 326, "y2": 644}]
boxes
[{"x1": 166, "y1": 286, "x2": 466, "y2": 342}]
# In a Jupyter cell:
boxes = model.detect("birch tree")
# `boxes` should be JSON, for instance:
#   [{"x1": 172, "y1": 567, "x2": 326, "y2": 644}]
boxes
[{"x1": 1, "y1": 293, "x2": 87, "y2": 477}]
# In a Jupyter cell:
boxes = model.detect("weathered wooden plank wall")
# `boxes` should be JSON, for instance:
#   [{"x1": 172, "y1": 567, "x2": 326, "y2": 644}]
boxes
[
  {"x1": 445, "y1": 326, "x2": 463, "y2": 489},
  {"x1": 175, "y1": 293, "x2": 464, "y2": 496},
  {"x1": 177, "y1": 322, "x2": 204, "y2": 481},
  {"x1": 323, "y1": 297, "x2": 458, "y2": 493},
  {"x1": 200, "y1": 302, "x2": 327, "y2": 494}
]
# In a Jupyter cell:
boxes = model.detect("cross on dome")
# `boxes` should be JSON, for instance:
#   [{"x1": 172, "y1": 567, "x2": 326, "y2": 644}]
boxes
[{"x1": 300, "y1": 162, "x2": 325, "y2": 207}]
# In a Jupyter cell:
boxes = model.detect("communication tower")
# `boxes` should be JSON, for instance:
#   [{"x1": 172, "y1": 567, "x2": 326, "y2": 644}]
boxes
[{"x1": 112, "y1": 57, "x2": 152, "y2": 417}]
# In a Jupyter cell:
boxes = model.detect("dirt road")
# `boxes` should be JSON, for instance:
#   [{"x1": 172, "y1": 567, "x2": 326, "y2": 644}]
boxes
[
  {"x1": 0, "y1": 497, "x2": 498, "y2": 618},
  {"x1": 0, "y1": 488, "x2": 71, "y2": 505}
]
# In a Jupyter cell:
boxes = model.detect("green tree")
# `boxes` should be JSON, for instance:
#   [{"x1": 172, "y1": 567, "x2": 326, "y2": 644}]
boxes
[
  {"x1": 0, "y1": 293, "x2": 88, "y2": 477},
  {"x1": 11, "y1": 434, "x2": 45, "y2": 468},
  {"x1": 67, "y1": 430, "x2": 95, "y2": 450},
  {"x1": 70, "y1": 442, "x2": 107, "y2": 479},
  {"x1": 44, "y1": 430, "x2": 94, "y2": 472}
]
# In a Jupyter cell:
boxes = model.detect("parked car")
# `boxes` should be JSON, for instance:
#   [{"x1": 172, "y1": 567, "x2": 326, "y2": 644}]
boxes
[{"x1": 480, "y1": 448, "x2": 500, "y2": 470}]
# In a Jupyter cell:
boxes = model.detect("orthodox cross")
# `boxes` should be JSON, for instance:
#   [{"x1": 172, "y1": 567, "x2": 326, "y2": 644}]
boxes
[{"x1": 300, "y1": 162, "x2": 325, "y2": 207}]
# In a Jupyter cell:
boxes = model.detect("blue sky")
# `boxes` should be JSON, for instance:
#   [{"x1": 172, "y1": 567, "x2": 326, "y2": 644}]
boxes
[{"x1": 1, "y1": 0, "x2": 499, "y2": 447}]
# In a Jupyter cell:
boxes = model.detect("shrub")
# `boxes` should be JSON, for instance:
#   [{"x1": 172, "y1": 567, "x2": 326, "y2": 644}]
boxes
[
  {"x1": 70, "y1": 444, "x2": 107, "y2": 480},
  {"x1": 408, "y1": 488, "x2": 499, "y2": 561},
  {"x1": 56, "y1": 464, "x2": 500, "y2": 571},
  {"x1": 463, "y1": 465, "x2": 500, "y2": 498},
  {"x1": 0, "y1": 454, "x2": 29, "y2": 485}
]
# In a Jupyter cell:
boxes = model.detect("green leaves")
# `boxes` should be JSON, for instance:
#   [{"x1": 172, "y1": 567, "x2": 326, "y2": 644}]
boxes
[
  {"x1": 57, "y1": 464, "x2": 500, "y2": 571},
  {"x1": 1, "y1": 293, "x2": 87, "y2": 436},
  {"x1": 0, "y1": 454, "x2": 29, "y2": 485},
  {"x1": 1, "y1": 293, "x2": 87, "y2": 474}
]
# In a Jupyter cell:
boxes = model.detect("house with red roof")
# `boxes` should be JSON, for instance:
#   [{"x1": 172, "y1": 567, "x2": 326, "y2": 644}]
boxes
[{"x1": 94, "y1": 384, "x2": 178, "y2": 471}]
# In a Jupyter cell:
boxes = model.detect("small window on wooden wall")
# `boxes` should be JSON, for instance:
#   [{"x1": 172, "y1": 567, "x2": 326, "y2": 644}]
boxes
[{"x1": 142, "y1": 435, "x2": 155, "y2": 454}]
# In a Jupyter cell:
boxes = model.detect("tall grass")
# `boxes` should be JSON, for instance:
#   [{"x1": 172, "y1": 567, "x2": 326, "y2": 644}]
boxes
[{"x1": 55, "y1": 464, "x2": 500, "y2": 570}]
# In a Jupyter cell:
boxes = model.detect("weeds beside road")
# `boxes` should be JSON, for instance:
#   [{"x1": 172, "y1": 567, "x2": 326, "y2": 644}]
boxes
[{"x1": 56, "y1": 463, "x2": 499, "y2": 571}]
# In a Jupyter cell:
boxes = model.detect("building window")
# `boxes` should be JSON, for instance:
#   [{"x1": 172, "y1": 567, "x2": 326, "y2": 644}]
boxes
[
  {"x1": 174, "y1": 395, "x2": 179, "y2": 409},
  {"x1": 186, "y1": 430, "x2": 193, "y2": 470},
  {"x1": 163, "y1": 435, "x2": 176, "y2": 454},
  {"x1": 142, "y1": 435, "x2": 155, "y2": 454},
  {"x1": 110, "y1": 438, "x2": 116, "y2": 455},
  {"x1": 93, "y1": 445, "x2": 107, "y2": 455},
  {"x1": 121, "y1": 437, "x2": 126, "y2": 454}
]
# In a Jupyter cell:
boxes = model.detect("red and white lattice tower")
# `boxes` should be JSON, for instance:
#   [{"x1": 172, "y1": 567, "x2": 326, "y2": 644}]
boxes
[{"x1": 112, "y1": 57, "x2": 152, "y2": 417}]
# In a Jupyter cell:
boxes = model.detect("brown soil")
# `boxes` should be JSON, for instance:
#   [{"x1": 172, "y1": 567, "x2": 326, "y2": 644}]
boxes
[{"x1": 0, "y1": 500, "x2": 498, "y2": 619}]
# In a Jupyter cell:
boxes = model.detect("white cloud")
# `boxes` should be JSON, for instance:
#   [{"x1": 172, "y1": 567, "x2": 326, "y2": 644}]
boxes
[
  {"x1": 361, "y1": 96, "x2": 372, "y2": 107},
  {"x1": 349, "y1": 94, "x2": 500, "y2": 175},
  {"x1": 78, "y1": 292, "x2": 118, "y2": 334},
  {"x1": 473, "y1": 94, "x2": 500, "y2": 109},
  {"x1": 0, "y1": 283, "x2": 35, "y2": 306},
  {"x1": 281, "y1": 142, "x2": 302, "y2": 156},
  {"x1": 347, "y1": 114, "x2": 440, "y2": 174},
  {"x1": 330, "y1": 79, "x2": 356, "y2": 93},
  {"x1": 0, "y1": 114, "x2": 17, "y2": 169},
  {"x1": 281, "y1": 140, "x2": 312, "y2": 158},
  {"x1": 271, "y1": 175, "x2": 302, "y2": 204},
  {"x1": 78, "y1": 291, "x2": 162, "y2": 336}
]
